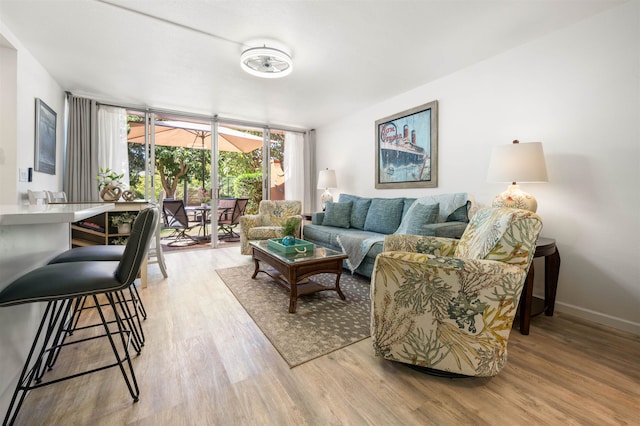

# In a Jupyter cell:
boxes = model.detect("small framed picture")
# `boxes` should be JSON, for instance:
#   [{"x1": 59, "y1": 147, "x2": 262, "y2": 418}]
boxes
[
  {"x1": 375, "y1": 100, "x2": 438, "y2": 189},
  {"x1": 34, "y1": 98, "x2": 57, "y2": 175}
]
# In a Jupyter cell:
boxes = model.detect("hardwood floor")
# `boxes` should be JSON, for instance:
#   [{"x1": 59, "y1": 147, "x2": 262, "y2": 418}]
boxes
[{"x1": 11, "y1": 246, "x2": 640, "y2": 425}]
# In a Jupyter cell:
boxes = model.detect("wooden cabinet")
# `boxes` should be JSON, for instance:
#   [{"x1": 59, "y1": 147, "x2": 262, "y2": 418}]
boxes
[{"x1": 71, "y1": 201, "x2": 151, "y2": 248}]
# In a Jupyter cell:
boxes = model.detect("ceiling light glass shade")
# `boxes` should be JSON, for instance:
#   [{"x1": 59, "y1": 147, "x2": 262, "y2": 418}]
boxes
[
  {"x1": 487, "y1": 140, "x2": 548, "y2": 212},
  {"x1": 240, "y1": 46, "x2": 293, "y2": 78}
]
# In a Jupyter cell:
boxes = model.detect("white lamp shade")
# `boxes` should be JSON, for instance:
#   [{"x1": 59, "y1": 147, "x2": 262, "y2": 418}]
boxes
[
  {"x1": 487, "y1": 141, "x2": 548, "y2": 183},
  {"x1": 317, "y1": 169, "x2": 337, "y2": 189}
]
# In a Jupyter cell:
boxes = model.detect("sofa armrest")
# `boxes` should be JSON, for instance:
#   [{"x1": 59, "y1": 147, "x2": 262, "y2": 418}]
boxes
[
  {"x1": 239, "y1": 214, "x2": 262, "y2": 255},
  {"x1": 311, "y1": 212, "x2": 325, "y2": 225},
  {"x1": 383, "y1": 234, "x2": 458, "y2": 257}
]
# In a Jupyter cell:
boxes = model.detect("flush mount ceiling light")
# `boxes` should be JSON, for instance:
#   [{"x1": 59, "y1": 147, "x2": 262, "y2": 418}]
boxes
[{"x1": 240, "y1": 45, "x2": 293, "y2": 78}]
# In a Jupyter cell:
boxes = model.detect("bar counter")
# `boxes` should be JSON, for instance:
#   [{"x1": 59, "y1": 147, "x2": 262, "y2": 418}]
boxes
[{"x1": 0, "y1": 202, "x2": 114, "y2": 414}]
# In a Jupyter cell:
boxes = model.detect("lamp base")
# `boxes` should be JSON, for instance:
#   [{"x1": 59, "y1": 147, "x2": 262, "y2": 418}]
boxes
[
  {"x1": 320, "y1": 189, "x2": 334, "y2": 210},
  {"x1": 491, "y1": 184, "x2": 538, "y2": 212}
]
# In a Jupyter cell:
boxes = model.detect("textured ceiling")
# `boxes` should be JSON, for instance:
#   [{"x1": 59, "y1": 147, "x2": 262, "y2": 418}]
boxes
[{"x1": 0, "y1": 0, "x2": 625, "y2": 129}]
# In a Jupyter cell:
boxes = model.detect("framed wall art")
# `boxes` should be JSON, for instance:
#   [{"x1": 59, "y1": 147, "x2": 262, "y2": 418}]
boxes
[
  {"x1": 34, "y1": 98, "x2": 57, "y2": 175},
  {"x1": 375, "y1": 100, "x2": 438, "y2": 189}
]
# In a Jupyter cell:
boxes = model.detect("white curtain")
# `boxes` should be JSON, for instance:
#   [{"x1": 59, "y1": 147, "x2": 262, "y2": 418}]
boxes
[
  {"x1": 97, "y1": 105, "x2": 129, "y2": 188},
  {"x1": 283, "y1": 131, "x2": 305, "y2": 205}
]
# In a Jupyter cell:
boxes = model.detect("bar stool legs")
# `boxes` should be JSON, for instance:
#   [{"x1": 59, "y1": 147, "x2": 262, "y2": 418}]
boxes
[
  {"x1": 3, "y1": 293, "x2": 140, "y2": 425},
  {"x1": 1, "y1": 208, "x2": 157, "y2": 425}
]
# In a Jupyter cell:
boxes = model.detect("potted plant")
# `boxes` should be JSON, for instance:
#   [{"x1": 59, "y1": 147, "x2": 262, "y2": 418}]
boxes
[
  {"x1": 280, "y1": 217, "x2": 298, "y2": 246},
  {"x1": 111, "y1": 212, "x2": 136, "y2": 234}
]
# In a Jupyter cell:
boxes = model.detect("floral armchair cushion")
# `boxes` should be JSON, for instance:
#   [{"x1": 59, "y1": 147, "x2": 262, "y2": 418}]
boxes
[
  {"x1": 239, "y1": 200, "x2": 302, "y2": 254},
  {"x1": 371, "y1": 207, "x2": 542, "y2": 377}
]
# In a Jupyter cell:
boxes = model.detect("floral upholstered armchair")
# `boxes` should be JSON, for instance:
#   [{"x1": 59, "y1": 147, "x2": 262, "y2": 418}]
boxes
[
  {"x1": 371, "y1": 207, "x2": 542, "y2": 377},
  {"x1": 239, "y1": 200, "x2": 303, "y2": 254}
]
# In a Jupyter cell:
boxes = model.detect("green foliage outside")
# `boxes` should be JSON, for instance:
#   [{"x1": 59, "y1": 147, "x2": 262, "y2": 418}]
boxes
[
  {"x1": 234, "y1": 172, "x2": 263, "y2": 214},
  {"x1": 125, "y1": 116, "x2": 285, "y2": 209}
]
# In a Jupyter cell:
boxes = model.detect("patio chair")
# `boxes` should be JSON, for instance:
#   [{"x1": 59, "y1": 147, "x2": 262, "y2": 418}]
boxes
[
  {"x1": 162, "y1": 199, "x2": 199, "y2": 247},
  {"x1": 217, "y1": 198, "x2": 249, "y2": 241}
]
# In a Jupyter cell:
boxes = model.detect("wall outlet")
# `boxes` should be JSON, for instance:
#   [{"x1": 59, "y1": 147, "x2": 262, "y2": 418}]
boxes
[{"x1": 19, "y1": 168, "x2": 28, "y2": 182}]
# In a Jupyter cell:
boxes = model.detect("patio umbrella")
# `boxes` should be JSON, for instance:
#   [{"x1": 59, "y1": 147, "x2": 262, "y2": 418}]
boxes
[
  {"x1": 128, "y1": 120, "x2": 266, "y2": 189},
  {"x1": 127, "y1": 120, "x2": 264, "y2": 153}
]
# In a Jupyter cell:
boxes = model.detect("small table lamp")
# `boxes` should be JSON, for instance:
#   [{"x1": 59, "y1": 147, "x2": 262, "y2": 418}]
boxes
[
  {"x1": 487, "y1": 140, "x2": 548, "y2": 212},
  {"x1": 317, "y1": 169, "x2": 338, "y2": 210}
]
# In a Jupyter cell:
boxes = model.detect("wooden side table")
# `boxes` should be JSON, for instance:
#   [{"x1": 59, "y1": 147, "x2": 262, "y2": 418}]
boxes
[{"x1": 518, "y1": 237, "x2": 561, "y2": 335}]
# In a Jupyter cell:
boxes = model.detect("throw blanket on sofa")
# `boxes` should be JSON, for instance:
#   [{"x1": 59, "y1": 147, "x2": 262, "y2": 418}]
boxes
[{"x1": 337, "y1": 234, "x2": 385, "y2": 274}]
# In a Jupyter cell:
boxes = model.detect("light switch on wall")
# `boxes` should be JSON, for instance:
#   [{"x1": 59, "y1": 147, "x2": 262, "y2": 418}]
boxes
[{"x1": 19, "y1": 168, "x2": 28, "y2": 182}]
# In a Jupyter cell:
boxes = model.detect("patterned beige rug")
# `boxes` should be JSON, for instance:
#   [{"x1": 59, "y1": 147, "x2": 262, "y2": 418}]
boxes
[{"x1": 215, "y1": 264, "x2": 371, "y2": 368}]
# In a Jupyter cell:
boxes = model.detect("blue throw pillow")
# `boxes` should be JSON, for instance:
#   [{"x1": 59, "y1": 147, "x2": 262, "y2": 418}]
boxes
[
  {"x1": 322, "y1": 201, "x2": 352, "y2": 228},
  {"x1": 338, "y1": 194, "x2": 372, "y2": 229},
  {"x1": 403, "y1": 203, "x2": 440, "y2": 235},
  {"x1": 402, "y1": 198, "x2": 416, "y2": 218},
  {"x1": 364, "y1": 198, "x2": 404, "y2": 234},
  {"x1": 338, "y1": 193, "x2": 361, "y2": 203},
  {"x1": 446, "y1": 201, "x2": 471, "y2": 223},
  {"x1": 350, "y1": 198, "x2": 372, "y2": 230}
]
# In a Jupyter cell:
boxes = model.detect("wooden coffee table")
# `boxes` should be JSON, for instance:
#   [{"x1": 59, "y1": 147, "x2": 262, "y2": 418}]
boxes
[{"x1": 249, "y1": 240, "x2": 349, "y2": 313}]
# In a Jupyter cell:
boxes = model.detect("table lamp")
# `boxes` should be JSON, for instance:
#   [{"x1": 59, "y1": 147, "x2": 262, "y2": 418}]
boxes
[
  {"x1": 487, "y1": 140, "x2": 548, "y2": 212},
  {"x1": 317, "y1": 169, "x2": 337, "y2": 210}
]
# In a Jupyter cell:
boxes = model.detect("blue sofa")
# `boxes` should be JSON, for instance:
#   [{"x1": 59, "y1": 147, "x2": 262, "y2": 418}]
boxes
[{"x1": 303, "y1": 192, "x2": 473, "y2": 278}]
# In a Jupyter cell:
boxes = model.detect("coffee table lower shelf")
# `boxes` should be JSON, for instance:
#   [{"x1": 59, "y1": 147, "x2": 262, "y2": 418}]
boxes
[{"x1": 250, "y1": 243, "x2": 348, "y2": 313}]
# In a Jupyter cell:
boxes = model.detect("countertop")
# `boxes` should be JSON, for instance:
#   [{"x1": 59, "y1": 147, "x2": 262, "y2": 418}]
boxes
[{"x1": 0, "y1": 203, "x2": 115, "y2": 225}]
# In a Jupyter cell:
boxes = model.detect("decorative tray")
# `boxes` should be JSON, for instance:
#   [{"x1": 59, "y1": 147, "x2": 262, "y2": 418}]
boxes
[{"x1": 267, "y1": 238, "x2": 314, "y2": 255}]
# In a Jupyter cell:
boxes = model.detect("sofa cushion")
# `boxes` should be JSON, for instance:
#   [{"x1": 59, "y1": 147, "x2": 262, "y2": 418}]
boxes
[
  {"x1": 412, "y1": 193, "x2": 469, "y2": 223},
  {"x1": 322, "y1": 201, "x2": 352, "y2": 228},
  {"x1": 247, "y1": 226, "x2": 284, "y2": 240},
  {"x1": 364, "y1": 198, "x2": 404, "y2": 234},
  {"x1": 349, "y1": 198, "x2": 372, "y2": 229},
  {"x1": 395, "y1": 203, "x2": 440, "y2": 236},
  {"x1": 338, "y1": 194, "x2": 361, "y2": 203},
  {"x1": 446, "y1": 200, "x2": 471, "y2": 223},
  {"x1": 302, "y1": 224, "x2": 339, "y2": 246},
  {"x1": 304, "y1": 225, "x2": 383, "y2": 249},
  {"x1": 402, "y1": 198, "x2": 416, "y2": 218},
  {"x1": 339, "y1": 194, "x2": 371, "y2": 230}
]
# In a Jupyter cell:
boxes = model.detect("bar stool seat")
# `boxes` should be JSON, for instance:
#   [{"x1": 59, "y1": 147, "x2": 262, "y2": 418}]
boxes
[
  {"x1": 0, "y1": 208, "x2": 157, "y2": 425},
  {"x1": 0, "y1": 261, "x2": 121, "y2": 303},
  {"x1": 47, "y1": 204, "x2": 167, "y2": 347},
  {"x1": 49, "y1": 244, "x2": 124, "y2": 263}
]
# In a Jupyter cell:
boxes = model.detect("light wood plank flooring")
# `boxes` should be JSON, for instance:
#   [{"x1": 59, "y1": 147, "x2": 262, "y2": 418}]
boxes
[{"x1": 10, "y1": 246, "x2": 640, "y2": 425}]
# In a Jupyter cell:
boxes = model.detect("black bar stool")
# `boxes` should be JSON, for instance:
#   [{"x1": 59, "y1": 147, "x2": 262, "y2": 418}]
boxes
[{"x1": 0, "y1": 208, "x2": 157, "y2": 425}]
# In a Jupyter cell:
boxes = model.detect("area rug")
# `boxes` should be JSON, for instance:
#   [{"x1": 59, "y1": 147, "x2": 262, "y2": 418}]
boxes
[{"x1": 215, "y1": 264, "x2": 371, "y2": 368}]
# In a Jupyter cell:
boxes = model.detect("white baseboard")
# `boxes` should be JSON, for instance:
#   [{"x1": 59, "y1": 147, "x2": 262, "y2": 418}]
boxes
[{"x1": 552, "y1": 300, "x2": 640, "y2": 335}]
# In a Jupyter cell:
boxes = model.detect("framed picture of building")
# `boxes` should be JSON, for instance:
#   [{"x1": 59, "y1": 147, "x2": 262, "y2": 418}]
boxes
[
  {"x1": 375, "y1": 100, "x2": 438, "y2": 189},
  {"x1": 34, "y1": 98, "x2": 57, "y2": 175}
]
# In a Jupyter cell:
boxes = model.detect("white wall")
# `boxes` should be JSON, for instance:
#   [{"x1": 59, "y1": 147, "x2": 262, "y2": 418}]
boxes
[
  {"x1": 0, "y1": 40, "x2": 18, "y2": 204},
  {"x1": 315, "y1": 2, "x2": 640, "y2": 334},
  {"x1": 0, "y1": 19, "x2": 64, "y2": 205},
  {"x1": 0, "y1": 20, "x2": 67, "y2": 413}
]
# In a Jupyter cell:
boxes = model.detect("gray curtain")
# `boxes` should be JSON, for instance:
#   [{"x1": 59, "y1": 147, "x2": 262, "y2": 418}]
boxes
[
  {"x1": 64, "y1": 95, "x2": 99, "y2": 202},
  {"x1": 304, "y1": 130, "x2": 316, "y2": 213}
]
